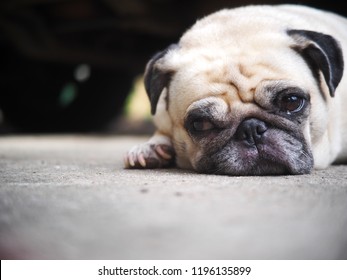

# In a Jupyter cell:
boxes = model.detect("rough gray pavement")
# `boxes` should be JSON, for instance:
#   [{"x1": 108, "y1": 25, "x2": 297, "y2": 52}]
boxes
[{"x1": 0, "y1": 135, "x2": 346, "y2": 259}]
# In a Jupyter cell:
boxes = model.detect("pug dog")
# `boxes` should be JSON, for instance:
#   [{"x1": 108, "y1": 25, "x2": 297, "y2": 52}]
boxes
[{"x1": 124, "y1": 4, "x2": 347, "y2": 175}]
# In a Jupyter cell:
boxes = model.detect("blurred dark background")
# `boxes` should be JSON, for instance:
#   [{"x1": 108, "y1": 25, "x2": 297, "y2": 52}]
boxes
[{"x1": 0, "y1": 0, "x2": 346, "y2": 133}]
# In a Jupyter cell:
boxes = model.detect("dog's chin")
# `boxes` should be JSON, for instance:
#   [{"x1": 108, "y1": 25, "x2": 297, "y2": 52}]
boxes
[
  {"x1": 194, "y1": 137, "x2": 314, "y2": 176},
  {"x1": 197, "y1": 157, "x2": 295, "y2": 176}
]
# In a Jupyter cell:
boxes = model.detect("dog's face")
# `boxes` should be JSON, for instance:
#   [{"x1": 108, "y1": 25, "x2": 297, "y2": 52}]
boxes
[{"x1": 144, "y1": 7, "x2": 344, "y2": 175}]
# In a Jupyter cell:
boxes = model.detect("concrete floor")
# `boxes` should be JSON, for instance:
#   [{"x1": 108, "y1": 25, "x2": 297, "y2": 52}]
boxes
[{"x1": 0, "y1": 135, "x2": 347, "y2": 259}]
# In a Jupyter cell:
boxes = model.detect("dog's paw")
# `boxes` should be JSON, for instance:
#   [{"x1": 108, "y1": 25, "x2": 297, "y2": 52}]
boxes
[{"x1": 124, "y1": 137, "x2": 175, "y2": 169}]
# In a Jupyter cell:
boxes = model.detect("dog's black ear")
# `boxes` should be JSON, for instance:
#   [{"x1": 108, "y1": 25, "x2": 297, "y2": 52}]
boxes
[
  {"x1": 287, "y1": 29, "x2": 344, "y2": 97},
  {"x1": 144, "y1": 44, "x2": 178, "y2": 115}
]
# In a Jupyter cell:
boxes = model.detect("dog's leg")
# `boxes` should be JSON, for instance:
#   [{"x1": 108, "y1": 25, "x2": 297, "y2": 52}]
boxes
[{"x1": 124, "y1": 132, "x2": 175, "y2": 169}]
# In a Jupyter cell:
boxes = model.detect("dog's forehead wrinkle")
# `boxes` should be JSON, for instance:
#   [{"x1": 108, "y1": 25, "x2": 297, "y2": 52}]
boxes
[
  {"x1": 198, "y1": 56, "x2": 286, "y2": 103},
  {"x1": 186, "y1": 97, "x2": 230, "y2": 121}
]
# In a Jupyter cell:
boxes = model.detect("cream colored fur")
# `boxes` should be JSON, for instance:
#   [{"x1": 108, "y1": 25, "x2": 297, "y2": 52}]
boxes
[{"x1": 125, "y1": 5, "x2": 347, "y2": 174}]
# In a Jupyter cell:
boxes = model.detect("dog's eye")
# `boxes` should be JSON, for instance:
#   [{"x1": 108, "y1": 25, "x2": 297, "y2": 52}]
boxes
[
  {"x1": 279, "y1": 95, "x2": 305, "y2": 114},
  {"x1": 192, "y1": 120, "x2": 215, "y2": 131}
]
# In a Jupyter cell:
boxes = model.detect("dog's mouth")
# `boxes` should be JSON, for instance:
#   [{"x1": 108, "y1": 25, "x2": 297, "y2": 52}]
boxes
[
  {"x1": 229, "y1": 143, "x2": 307, "y2": 175},
  {"x1": 194, "y1": 126, "x2": 314, "y2": 176}
]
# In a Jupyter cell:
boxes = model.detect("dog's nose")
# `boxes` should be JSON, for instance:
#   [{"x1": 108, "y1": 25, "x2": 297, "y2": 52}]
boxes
[{"x1": 235, "y1": 118, "x2": 268, "y2": 145}]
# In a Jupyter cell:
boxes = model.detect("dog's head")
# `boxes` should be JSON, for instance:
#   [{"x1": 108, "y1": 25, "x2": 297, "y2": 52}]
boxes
[{"x1": 144, "y1": 8, "x2": 344, "y2": 175}]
